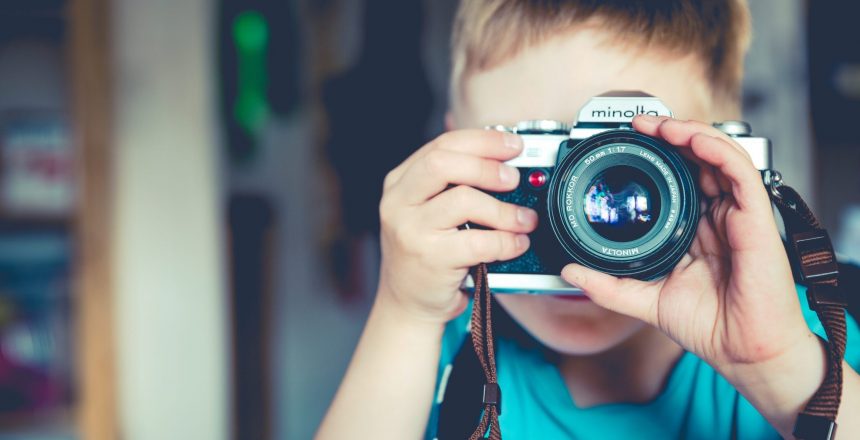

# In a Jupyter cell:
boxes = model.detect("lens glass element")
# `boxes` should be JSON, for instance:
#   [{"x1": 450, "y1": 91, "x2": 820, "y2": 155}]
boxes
[
  {"x1": 547, "y1": 130, "x2": 699, "y2": 280},
  {"x1": 582, "y1": 165, "x2": 661, "y2": 242}
]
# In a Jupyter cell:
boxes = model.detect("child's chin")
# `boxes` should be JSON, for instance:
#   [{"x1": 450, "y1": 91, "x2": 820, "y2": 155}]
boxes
[
  {"x1": 538, "y1": 326, "x2": 644, "y2": 356},
  {"x1": 522, "y1": 309, "x2": 646, "y2": 356},
  {"x1": 498, "y1": 295, "x2": 648, "y2": 356}
]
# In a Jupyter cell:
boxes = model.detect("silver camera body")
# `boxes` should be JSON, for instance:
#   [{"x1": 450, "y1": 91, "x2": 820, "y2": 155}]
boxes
[{"x1": 464, "y1": 91, "x2": 772, "y2": 294}]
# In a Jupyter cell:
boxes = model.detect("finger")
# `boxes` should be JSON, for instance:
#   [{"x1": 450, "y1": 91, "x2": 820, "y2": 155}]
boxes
[
  {"x1": 384, "y1": 130, "x2": 524, "y2": 190},
  {"x1": 631, "y1": 114, "x2": 671, "y2": 134},
  {"x1": 421, "y1": 185, "x2": 538, "y2": 232},
  {"x1": 716, "y1": 172, "x2": 733, "y2": 194},
  {"x1": 560, "y1": 264, "x2": 659, "y2": 324},
  {"x1": 438, "y1": 229, "x2": 530, "y2": 268},
  {"x1": 688, "y1": 133, "x2": 770, "y2": 213},
  {"x1": 703, "y1": 165, "x2": 729, "y2": 198},
  {"x1": 391, "y1": 149, "x2": 520, "y2": 205},
  {"x1": 633, "y1": 116, "x2": 750, "y2": 159},
  {"x1": 690, "y1": 206, "x2": 733, "y2": 257},
  {"x1": 636, "y1": 117, "x2": 765, "y2": 212},
  {"x1": 676, "y1": 148, "x2": 722, "y2": 198},
  {"x1": 659, "y1": 119, "x2": 753, "y2": 162},
  {"x1": 633, "y1": 116, "x2": 738, "y2": 198}
]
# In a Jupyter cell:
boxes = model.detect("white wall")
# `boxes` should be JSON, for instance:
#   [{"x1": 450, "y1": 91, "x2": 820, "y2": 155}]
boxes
[{"x1": 111, "y1": 0, "x2": 229, "y2": 439}]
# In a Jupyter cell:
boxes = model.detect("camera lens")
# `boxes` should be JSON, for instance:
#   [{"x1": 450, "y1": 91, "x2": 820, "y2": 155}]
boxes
[
  {"x1": 547, "y1": 130, "x2": 699, "y2": 280},
  {"x1": 583, "y1": 165, "x2": 661, "y2": 243}
]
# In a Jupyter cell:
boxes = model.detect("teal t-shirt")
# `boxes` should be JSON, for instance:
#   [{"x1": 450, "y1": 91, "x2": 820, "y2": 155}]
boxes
[{"x1": 425, "y1": 285, "x2": 860, "y2": 439}]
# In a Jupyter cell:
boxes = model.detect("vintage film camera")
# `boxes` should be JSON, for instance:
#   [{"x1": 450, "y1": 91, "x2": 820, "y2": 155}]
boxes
[{"x1": 464, "y1": 91, "x2": 771, "y2": 294}]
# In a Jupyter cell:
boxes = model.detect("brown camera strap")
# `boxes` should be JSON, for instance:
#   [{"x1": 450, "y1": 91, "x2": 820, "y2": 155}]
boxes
[
  {"x1": 468, "y1": 181, "x2": 848, "y2": 440},
  {"x1": 772, "y1": 184, "x2": 847, "y2": 440},
  {"x1": 468, "y1": 262, "x2": 502, "y2": 440}
]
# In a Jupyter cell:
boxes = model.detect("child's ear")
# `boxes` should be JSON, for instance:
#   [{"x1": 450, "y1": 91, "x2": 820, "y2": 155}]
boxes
[{"x1": 444, "y1": 112, "x2": 455, "y2": 131}]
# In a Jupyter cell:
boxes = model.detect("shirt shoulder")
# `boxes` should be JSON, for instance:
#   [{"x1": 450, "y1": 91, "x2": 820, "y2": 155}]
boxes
[
  {"x1": 795, "y1": 284, "x2": 860, "y2": 371},
  {"x1": 425, "y1": 284, "x2": 859, "y2": 439},
  {"x1": 424, "y1": 305, "x2": 471, "y2": 440}
]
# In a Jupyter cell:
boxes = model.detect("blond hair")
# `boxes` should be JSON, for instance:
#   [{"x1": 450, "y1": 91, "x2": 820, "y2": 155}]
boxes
[{"x1": 451, "y1": 0, "x2": 751, "y2": 110}]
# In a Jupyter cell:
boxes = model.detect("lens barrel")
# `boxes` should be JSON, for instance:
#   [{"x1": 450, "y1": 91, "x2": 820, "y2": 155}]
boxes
[{"x1": 547, "y1": 130, "x2": 699, "y2": 280}]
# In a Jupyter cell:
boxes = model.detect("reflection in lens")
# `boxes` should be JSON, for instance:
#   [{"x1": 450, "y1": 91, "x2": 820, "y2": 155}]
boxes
[
  {"x1": 585, "y1": 185, "x2": 651, "y2": 224},
  {"x1": 583, "y1": 166, "x2": 660, "y2": 242}
]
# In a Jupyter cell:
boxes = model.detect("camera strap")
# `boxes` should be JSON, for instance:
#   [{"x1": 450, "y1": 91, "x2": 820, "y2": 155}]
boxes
[
  {"x1": 767, "y1": 176, "x2": 847, "y2": 440},
  {"x1": 467, "y1": 173, "x2": 848, "y2": 440},
  {"x1": 468, "y1": 262, "x2": 502, "y2": 440}
]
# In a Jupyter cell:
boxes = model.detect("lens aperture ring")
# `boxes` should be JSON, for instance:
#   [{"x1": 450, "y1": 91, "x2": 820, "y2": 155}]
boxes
[{"x1": 547, "y1": 130, "x2": 699, "y2": 280}]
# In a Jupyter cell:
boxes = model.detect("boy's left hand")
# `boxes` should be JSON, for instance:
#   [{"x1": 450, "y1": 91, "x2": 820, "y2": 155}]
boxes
[{"x1": 560, "y1": 115, "x2": 829, "y2": 431}]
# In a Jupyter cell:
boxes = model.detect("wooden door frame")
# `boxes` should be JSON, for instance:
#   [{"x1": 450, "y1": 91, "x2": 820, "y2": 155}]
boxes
[{"x1": 69, "y1": 0, "x2": 116, "y2": 439}]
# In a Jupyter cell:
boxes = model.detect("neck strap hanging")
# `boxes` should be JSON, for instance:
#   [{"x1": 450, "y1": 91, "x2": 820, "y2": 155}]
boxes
[
  {"x1": 468, "y1": 263, "x2": 502, "y2": 440},
  {"x1": 766, "y1": 172, "x2": 847, "y2": 440},
  {"x1": 467, "y1": 171, "x2": 848, "y2": 440}
]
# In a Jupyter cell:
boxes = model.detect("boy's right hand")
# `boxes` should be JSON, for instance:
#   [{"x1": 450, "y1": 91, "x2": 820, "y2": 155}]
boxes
[{"x1": 376, "y1": 129, "x2": 538, "y2": 325}]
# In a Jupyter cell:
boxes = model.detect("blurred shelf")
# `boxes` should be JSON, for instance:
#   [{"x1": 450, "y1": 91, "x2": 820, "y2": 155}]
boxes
[{"x1": 1, "y1": 0, "x2": 110, "y2": 439}]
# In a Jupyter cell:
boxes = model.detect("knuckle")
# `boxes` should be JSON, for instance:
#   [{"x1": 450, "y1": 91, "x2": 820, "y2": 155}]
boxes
[
  {"x1": 449, "y1": 185, "x2": 473, "y2": 209},
  {"x1": 432, "y1": 131, "x2": 456, "y2": 151},
  {"x1": 656, "y1": 117, "x2": 675, "y2": 132},
  {"x1": 690, "y1": 132, "x2": 710, "y2": 144},
  {"x1": 383, "y1": 169, "x2": 398, "y2": 189},
  {"x1": 424, "y1": 149, "x2": 448, "y2": 175}
]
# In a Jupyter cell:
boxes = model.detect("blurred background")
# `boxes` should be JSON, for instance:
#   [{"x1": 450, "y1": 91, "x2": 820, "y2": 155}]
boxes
[{"x1": 0, "y1": 0, "x2": 857, "y2": 439}]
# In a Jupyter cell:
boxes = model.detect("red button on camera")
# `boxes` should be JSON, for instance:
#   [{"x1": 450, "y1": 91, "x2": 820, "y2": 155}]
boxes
[{"x1": 528, "y1": 170, "x2": 547, "y2": 188}]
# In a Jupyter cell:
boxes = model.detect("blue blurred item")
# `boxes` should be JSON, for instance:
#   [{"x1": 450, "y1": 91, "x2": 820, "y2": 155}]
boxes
[{"x1": 0, "y1": 230, "x2": 71, "y2": 415}]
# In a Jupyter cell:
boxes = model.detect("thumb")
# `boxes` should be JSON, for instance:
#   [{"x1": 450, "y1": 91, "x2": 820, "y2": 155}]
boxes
[{"x1": 560, "y1": 264, "x2": 658, "y2": 324}]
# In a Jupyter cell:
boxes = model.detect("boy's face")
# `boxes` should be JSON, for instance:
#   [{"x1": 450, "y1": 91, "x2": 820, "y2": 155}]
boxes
[{"x1": 452, "y1": 27, "x2": 726, "y2": 356}]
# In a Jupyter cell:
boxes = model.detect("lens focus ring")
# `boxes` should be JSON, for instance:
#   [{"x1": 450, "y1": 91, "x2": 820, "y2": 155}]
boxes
[{"x1": 547, "y1": 130, "x2": 699, "y2": 280}]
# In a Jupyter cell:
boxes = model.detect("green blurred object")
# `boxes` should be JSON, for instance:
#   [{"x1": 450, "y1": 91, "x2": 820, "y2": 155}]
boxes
[{"x1": 232, "y1": 10, "x2": 270, "y2": 139}]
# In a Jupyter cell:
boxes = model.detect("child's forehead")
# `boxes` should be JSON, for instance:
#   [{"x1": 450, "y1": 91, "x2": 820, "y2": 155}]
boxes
[{"x1": 454, "y1": 29, "x2": 714, "y2": 128}]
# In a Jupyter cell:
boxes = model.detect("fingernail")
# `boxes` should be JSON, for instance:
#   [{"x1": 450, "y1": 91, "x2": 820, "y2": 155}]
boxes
[
  {"x1": 516, "y1": 234, "x2": 530, "y2": 250},
  {"x1": 500, "y1": 165, "x2": 519, "y2": 184},
  {"x1": 517, "y1": 207, "x2": 537, "y2": 226},
  {"x1": 503, "y1": 132, "x2": 523, "y2": 150},
  {"x1": 636, "y1": 114, "x2": 659, "y2": 123}
]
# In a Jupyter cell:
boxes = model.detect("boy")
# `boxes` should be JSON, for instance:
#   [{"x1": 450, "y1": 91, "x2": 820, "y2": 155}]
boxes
[{"x1": 317, "y1": 1, "x2": 860, "y2": 438}]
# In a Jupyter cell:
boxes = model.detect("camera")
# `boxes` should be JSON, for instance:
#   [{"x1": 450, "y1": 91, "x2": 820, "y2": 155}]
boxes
[{"x1": 464, "y1": 91, "x2": 772, "y2": 294}]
